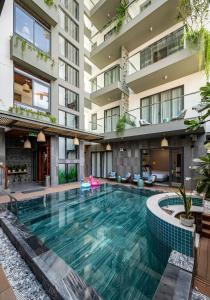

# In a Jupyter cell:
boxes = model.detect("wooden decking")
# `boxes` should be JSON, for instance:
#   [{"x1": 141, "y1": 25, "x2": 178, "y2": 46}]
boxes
[{"x1": 194, "y1": 237, "x2": 210, "y2": 297}]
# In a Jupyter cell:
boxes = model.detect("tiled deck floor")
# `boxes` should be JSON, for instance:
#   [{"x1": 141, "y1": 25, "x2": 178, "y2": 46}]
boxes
[
  {"x1": 0, "y1": 266, "x2": 16, "y2": 300},
  {"x1": 194, "y1": 237, "x2": 210, "y2": 297},
  {"x1": 0, "y1": 179, "x2": 176, "y2": 205}
]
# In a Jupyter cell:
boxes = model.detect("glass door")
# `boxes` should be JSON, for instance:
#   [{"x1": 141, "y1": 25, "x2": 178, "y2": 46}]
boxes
[
  {"x1": 91, "y1": 152, "x2": 113, "y2": 178},
  {"x1": 170, "y1": 148, "x2": 184, "y2": 186}
]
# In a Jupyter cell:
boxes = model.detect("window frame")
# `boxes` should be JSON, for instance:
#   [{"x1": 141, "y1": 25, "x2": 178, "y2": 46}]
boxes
[
  {"x1": 59, "y1": 85, "x2": 79, "y2": 111},
  {"x1": 91, "y1": 113, "x2": 97, "y2": 130},
  {"x1": 104, "y1": 106, "x2": 120, "y2": 132},
  {"x1": 59, "y1": 110, "x2": 79, "y2": 129},
  {"x1": 59, "y1": 59, "x2": 79, "y2": 87},
  {"x1": 14, "y1": 3, "x2": 51, "y2": 55},
  {"x1": 58, "y1": 136, "x2": 79, "y2": 160}
]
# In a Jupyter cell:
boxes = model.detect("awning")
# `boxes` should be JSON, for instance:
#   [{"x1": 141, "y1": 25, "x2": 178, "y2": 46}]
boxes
[{"x1": 0, "y1": 111, "x2": 103, "y2": 142}]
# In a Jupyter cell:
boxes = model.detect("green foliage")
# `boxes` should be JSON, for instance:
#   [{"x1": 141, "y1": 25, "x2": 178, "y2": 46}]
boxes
[
  {"x1": 8, "y1": 105, "x2": 57, "y2": 124},
  {"x1": 184, "y1": 82, "x2": 210, "y2": 131},
  {"x1": 14, "y1": 35, "x2": 55, "y2": 66},
  {"x1": 58, "y1": 166, "x2": 77, "y2": 184},
  {"x1": 44, "y1": 0, "x2": 56, "y2": 8},
  {"x1": 192, "y1": 154, "x2": 210, "y2": 198},
  {"x1": 115, "y1": 0, "x2": 128, "y2": 33},
  {"x1": 177, "y1": 0, "x2": 210, "y2": 79},
  {"x1": 176, "y1": 186, "x2": 192, "y2": 218},
  {"x1": 116, "y1": 113, "x2": 136, "y2": 136}
]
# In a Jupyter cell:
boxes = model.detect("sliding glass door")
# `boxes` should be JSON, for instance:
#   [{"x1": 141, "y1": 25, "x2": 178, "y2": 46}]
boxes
[
  {"x1": 91, "y1": 151, "x2": 113, "y2": 178},
  {"x1": 104, "y1": 106, "x2": 120, "y2": 132}
]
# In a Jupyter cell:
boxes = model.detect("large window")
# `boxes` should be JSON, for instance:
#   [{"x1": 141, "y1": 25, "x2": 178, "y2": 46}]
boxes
[
  {"x1": 140, "y1": 86, "x2": 184, "y2": 124},
  {"x1": 91, "y1": 113, "x2": 97, "y2": 130},
  {"x1": 14, "y1": 69, "x2": 50, "y2": 111},
  {"x1": 140, "y1": 27, "x2": 184, "y2": 69},
  {"x1": 59, "y1": 8, "x2": 79, "y2": 41},
  {"x1": 58, "y1": 163, "x2": 78, "y2": 184},
  {"x1": 59, "y1": 86, "x2": 79, "y2": 111},
  {"x1": 104, "y1": 106, "x2": 120, "y2": 132},
  {"x1": 59, "y1": 0, "x2": 79, "y2": 20},
  {"x1": 59, "y1": 35, "x2": 79, "y2": 66},
  {"x1": 59, "y1": 110, "x2": 79, "y2": 128},
  {"x1": 104, "y1": 66, "x2": 120, "y2": 87},
  {"x1": 15, "y1": 4, "x2": 50, "y2": 54},
  {"x1": 59, "y1": 60, "x2": 79, "y2": 87},
  {"x1": 59, "y1": 137, "x2": 78, "y2": 159}
]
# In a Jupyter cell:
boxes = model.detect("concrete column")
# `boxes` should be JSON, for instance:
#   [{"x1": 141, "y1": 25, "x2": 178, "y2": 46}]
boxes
[
  {"x1": 79, "y1": 140, "x2": 84, "y2": 180},
  {"x1": 0, "y1": 130, "x2": 5, "y2": 163},
  {"x1": 120, "y1": 46, "x2": 129, "y2": 115},
  {"x1": 50, "y1": 136, "x2": 58, "y2": 186}
]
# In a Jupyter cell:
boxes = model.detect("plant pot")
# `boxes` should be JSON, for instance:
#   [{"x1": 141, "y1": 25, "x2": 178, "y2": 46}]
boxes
[
  {"x1": 203, "y1": 199, "x2": 210, "y2": 214},
  {"x1": 180, "y1": 214, "x2": 195, "y2": 227}
]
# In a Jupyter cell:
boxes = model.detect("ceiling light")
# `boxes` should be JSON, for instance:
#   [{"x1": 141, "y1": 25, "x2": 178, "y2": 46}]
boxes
[
  {"x1": 106, "y1": 143, "x2": 111, "y2": 151},
  {"x1": 150, "y1": 26, "x2": 153, "y2": 32},
  {"x1": 163, "y1": 75, "x2": 168, "y2": 80},
  {"x1": 24, "y1": 138, "x2": 31, "y2": 149},
  {"x1": 37, "y1": 130, "x2": 46, "y2": 142},
  {"x1": 108, "y1": 55, "x2": 111, "y2": 59},
  {"x1": 73, "y1": 137, "x2": 79, "y2": 145},
  {"x1": 161, "y1": 137, "x2": 168, "y2": 148}
]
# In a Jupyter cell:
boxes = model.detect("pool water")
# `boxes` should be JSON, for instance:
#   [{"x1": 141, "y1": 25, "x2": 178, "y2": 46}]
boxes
[{"x1": 13, "y1": 184, "x2": 171, "y2": 300}]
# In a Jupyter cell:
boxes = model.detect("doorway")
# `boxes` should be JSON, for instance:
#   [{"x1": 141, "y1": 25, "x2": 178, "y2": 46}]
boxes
[
  {"x1": 37, "y1": 138, "x2": 50, "y2": 183},
  {"x1": 91, "y1": 151, "x2": 113, "y2": 178},
  {"x1": 141, "y1": 147, "x2": 184, "y2": 186}
]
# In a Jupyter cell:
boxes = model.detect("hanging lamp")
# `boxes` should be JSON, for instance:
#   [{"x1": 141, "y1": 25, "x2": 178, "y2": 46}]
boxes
[
  {"x1": 73, "y1": 137, "x2": 79, "y2": 145},
  {"x1": 161, "y1": 137, "x2": 168, "y2": 148},
  {"x1": 24, "y1": 138, "x2": 31, "y2": 149},
  {"x1": 106, "y1": 143, "x2": 112, "y2": 151},
  {"x1": 37, "y1": 130, "x2": 46, "y2": 142}
]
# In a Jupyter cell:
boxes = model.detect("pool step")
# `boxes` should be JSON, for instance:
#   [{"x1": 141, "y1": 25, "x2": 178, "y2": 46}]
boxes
[
  {"x1": 202, "y1": 213, "x2": 210, "y2": 221},
  {"x1": 202, "y1": 220, "x2": 210, "y2": 230},
  {"x1": 202, "y1": 229, "x2": 210, "y2": 238}
]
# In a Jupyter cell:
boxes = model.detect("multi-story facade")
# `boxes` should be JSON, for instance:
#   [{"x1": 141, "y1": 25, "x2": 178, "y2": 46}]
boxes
[
  {"x1": 83, "y1": 0, "x2": 208, "y2": 188},
  {"x1": 0, "y1": 0, "x2": 102, "y2": 189}
]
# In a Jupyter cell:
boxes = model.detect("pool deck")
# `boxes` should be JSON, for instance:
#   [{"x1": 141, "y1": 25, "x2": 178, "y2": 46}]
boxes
[
  {"x1": 0, "y1": 179, "x2": 176, "y2": 205},
  {"x1": 194, "y1": 236, "x2": 210, "y2": 297}
]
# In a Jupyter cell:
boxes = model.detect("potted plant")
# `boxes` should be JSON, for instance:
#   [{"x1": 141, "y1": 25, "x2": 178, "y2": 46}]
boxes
[
  {"x1": 176, "y1": 186, "x2": 195, "y2": 227},
  {"x1": 12, "y1": 166, "x2": 16, "y2": 173}
]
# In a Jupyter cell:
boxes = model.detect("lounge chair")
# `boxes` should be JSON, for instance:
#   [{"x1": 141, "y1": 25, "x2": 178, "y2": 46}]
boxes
[
  {"x1": 107, "y1": 171, "x2": 116, "y2": 180},
  {"x1": 121, "y1": 172, "x2": 131, "y2": 183},
  {"x1": 144, "y1": 175, "x2": 156, "y2": 186},
  {"x1": 139, "y1": 119, "x2": 151, "y2": 126},
  {"x1": 132, "y1": 174, "x2": 141, "y2": 184}
]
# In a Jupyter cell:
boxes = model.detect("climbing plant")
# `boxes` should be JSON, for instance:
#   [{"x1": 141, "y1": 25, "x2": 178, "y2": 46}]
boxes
[
  {"x1": 14, "y1": 35, "x2": 55, "y2": 67},
  {"x1": 116, "y1": 113, "x2": 136, "y2": 136},
  {"x1": 44, "y1": 0, "x2": 56, "y2": 8},
  {"x1": 115, "y1": 0, "x2": 128, "y2": 33},
  {"x1": 177, "y1": 0, "x2": 210, "y2": 79}
]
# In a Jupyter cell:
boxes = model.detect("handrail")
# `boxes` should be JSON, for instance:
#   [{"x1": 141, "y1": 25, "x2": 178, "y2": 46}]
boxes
[{"x1": 0, "y1": 164, "x2": 8, "y2": 190}]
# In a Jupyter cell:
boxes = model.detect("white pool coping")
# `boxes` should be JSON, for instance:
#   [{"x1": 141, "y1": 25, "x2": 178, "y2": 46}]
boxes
[{"x1": 146, "y1": 193, "x2": 203, "y2": 234}]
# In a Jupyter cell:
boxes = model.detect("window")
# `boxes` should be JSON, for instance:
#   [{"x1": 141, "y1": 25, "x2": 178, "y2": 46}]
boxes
[
  {"x1": 59, "y1": 59, "x2": 79, "y2": 87},
  {"x1": 104, "y1": 106, "x2": 120, "y2": 132},
  {"x1": 59, "y1": 0, "x2": 79, "y2": 20},
  {"x1": 104, "y1": 66, "x2": 120, "y2": 87},
  {"x1": 59, "y1": 8, "x2": 79, "y2": 41},
  {"x1": 14, "y1": 69, "x2": 50, "y2": 111},
  {"x1": 104, "y1": 27, "x2": 116, "y2": 41},
  {"x1": 91, "y1": 78, "x2": 97, "y2": 92},
  {"x1": 59, "y1": 110, "x2": 79, "y2": 128},
  {"x1": 140, "y1": 27, "x2": 184, "y2": 69},
  {"x1": 58, "y1": 163, "x2": 78, "y2": 184},
  {"x1": 91, "y1": 113, "x2": 97, "y2": 130},
  {"x1": 59, "y1": 137, "x2": 78, "y2": 159},
  {"x1": 59, "y1": 86, "x2": 79, "y2": 111},
  {"x1": 140, "y1": 86, "x2": 184, "y2": 124},
  {"x1": 15, "y1": 5, "x2": 50, "y2": 54},
  {"x1": 59, "y1": 35, "x2": 79, "y2": 66}
]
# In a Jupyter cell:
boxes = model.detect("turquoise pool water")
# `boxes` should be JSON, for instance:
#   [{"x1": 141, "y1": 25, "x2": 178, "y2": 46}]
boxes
[{"x1": 13, "y1": 184, "x2": 171, "y2": 300}]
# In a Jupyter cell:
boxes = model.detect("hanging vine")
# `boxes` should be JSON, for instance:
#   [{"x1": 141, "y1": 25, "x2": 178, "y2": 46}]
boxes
[
  {"x1": 14, "y1": 35, "x2": 55, "y2": 67},
  {"x1": 115, "y1": 0, "x2": 128, "y2": 33},
  {"x1": 44, "y1": 0, "x2": 56, "y2": 8},
  {"x1": 116, "y1": 113, "x2": 136, "y2": 136},
  {"x1": 177, "y1": 0, "x2": 210, "y2": 79}
]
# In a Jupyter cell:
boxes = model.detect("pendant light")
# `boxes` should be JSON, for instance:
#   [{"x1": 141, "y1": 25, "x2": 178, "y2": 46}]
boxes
[
  {"x1": 23, "y1": 80, "x2": 30, "y2": 93},
  {"x1": 37, "y1": 130, "x2": 46, "y2": 142},
  {"x1": 161, "y1": 137, "x2": 168, "y2": 148},
  {"x1": 73, "y1": 137, "x2": 79, "y2": 145},
  {"x1": 24, "y1": 138, "x2": 31, "y2": 149},
  {"x1": 106, "y1": 143, "x2": 112, "y2": 151}
]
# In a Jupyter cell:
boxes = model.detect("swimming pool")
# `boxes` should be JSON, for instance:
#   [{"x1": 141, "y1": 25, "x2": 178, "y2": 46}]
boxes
[{"x1": 11, "y1": 184, "x2": 171, "y2": 300}]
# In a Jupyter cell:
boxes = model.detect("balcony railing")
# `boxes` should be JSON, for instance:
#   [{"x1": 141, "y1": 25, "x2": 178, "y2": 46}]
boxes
[
  {"x1": 91, "y1": 0, "x2": 154, "y2": 50},
  {"x1": 128, "y1": 27, "x2": 184, "y2": 75},
  {"x1": 88, "y1": 91, "x2": 201, "y2": 134},
  {"x1": 91, "y1": 65, "x2": 121, "y2": 93},
  {"x1": 84, "y1": 0, "x2": 100, "y2": 10}
]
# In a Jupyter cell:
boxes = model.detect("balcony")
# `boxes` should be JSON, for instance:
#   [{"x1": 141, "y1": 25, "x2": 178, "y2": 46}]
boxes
[
  {"x1": 90, "y1": 65, "x2": 128, "y2": 106},
  {"x1": 85, "y1": 0, "x2": 121, "y2": 29},
  {"x1": 88, "y1": 92, "x2": 201, "y2": 139},
  {"x1": 90, "y1": 0, "x2": 179, "y2": 68},
  {"x1": 20, "y1": 0, "x2": 58, "y2": 26},
  {"x1": 11, "y1": 35, "x2": 57, "y2": 81},
  {"x1": 126, "y1": 28, "x2": 200, "y2": 93}
]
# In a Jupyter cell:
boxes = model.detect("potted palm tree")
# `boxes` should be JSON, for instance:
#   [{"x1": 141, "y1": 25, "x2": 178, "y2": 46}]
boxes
[{"x1": 177, "y1": 186, "x2": 195, "y2": 227}]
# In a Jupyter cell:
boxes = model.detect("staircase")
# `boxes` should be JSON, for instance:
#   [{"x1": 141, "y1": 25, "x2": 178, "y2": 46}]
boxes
[{"x1": 202, "y1": 214, "x2": 210, "y2": 238}]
